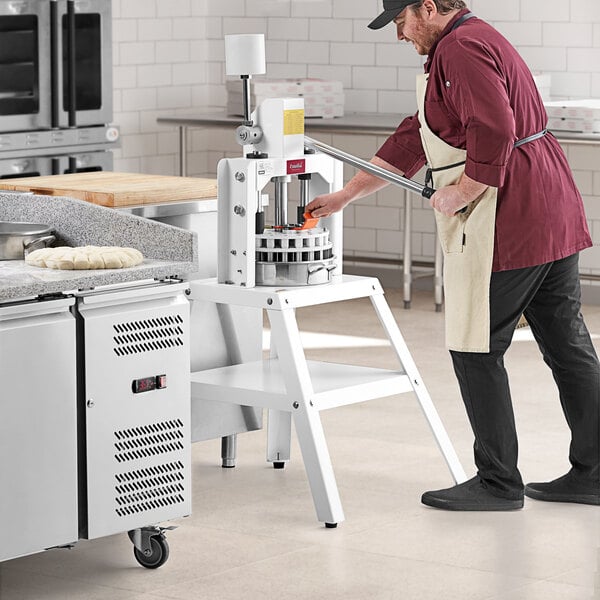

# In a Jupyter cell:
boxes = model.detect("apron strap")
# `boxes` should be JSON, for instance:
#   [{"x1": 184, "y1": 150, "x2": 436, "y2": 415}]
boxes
[
  {"x1": 425, "y1": 128, "x2": 548, "y2": 188},
  {"x1": 451, "y1": 12, "x2": 475, "y2": 31},
  {"x1": 514, "y1": 128, "x2": 547, "y2": 148},
  {"x1": 425, "y1": 159, "x2": 466, "y2": 188}
]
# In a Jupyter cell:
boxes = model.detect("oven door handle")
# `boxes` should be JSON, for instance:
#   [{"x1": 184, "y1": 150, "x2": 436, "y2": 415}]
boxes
[
  {"x1": 66, "y1": 0, "x2": 77, "y2": 127},
  {"x1": 50, "y1": 0, "x2": 60, "y2": 128}
]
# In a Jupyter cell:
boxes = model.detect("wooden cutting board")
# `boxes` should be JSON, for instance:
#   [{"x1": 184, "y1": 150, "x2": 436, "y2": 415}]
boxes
[{"x1": 0, "y1": 172, "x2": 218, "y2": 207}]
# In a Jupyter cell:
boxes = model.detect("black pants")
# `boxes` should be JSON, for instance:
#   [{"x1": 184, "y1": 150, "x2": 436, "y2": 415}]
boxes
[{"x1": 450, "y1": 253, "x2": 600, "y2": 499}]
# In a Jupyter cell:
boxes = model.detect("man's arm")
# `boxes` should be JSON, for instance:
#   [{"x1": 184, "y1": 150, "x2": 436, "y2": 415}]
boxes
[
  {"x1": 306, "y1": 156, "x2": 403, "y2": 218},
  {"x1": 430, "y1": 171, "x2": 489, "y2": 217}
]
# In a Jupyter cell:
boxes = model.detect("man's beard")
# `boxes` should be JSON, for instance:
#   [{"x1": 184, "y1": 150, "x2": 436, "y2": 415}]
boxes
[{"x1": 409, "y1": 16, "x2": 443, "y2": 55}]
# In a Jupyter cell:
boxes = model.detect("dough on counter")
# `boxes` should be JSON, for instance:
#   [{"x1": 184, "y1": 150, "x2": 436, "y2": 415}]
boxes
[{"x1": 25, "y1": 246, "x2": 144, "y2": 270}]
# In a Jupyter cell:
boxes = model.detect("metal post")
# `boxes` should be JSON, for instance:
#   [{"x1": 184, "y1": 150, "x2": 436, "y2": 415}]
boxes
[
  {"x1": 221, "y1": 434, "x2": 237, "y2": 468},
  {"x1": 403, "y1": 190, "x2": 412, "y2": 309},
  {"x1": 179, "y1": 126, "x2": 187, "y2": 177},
  {"x1": 241, "y1": 75, "x2": 252, "y2": 125},
  {"x1": 434, "y1": 233, "x2": 444, "y2": 312},
  {"x1": 272, "y1": 176, "x2": 290, "y2": 227}
]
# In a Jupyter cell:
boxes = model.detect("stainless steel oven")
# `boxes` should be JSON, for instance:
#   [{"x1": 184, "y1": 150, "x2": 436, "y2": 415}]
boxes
[
  {"x1": 0, "y1": 0, "x2": 112, "y2": 133},
  {"x1": 0, "y1": 148, "x2": 113, "y2": 177}
]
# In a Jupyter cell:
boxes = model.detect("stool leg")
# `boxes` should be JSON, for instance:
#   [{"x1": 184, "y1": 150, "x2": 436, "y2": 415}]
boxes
[
  {"x1": 221, "y1": 434, "x2": 237, "y2": 468},
  {"x1": 267, "y1": 409, "x2": 291, "y2": 468},
  {"x1": 292, "y1": 402, "x2": 344, "y2": 526},
  {"x1": 267, "y1": 307, "x2": 345, "y2": 526},
  {"x1": 369, "y1": 292, "x2": 467, "y2": 484}
]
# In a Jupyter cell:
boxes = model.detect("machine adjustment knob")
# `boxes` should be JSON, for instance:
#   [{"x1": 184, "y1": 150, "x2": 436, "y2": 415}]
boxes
[
  {"x1": 235, "y1": 125, "x2": 263, "y2": 146},
  {"x1": 87, "y1": 399, "x2": 95, "y2": 408}
]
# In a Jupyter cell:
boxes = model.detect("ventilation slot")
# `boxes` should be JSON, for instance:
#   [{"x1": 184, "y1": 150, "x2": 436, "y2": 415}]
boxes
[
  {"x1": 114, "y1": 419, "x2": 184, "y2": 463},
  {"x1": 115, "y1": 460, "x2": 186, "y2": 517},
  {"x1": 112, "y1": 314, "x2": 184, "y2": 356}
]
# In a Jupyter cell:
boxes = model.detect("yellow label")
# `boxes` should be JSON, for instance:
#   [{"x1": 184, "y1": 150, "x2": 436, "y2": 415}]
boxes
[{"x1": 283, "y1": 109, "x2": 305, "y2": 135}]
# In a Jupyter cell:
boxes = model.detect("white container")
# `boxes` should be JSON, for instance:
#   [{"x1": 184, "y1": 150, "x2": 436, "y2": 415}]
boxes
[{"x1": 224, "y1": 34, "x2": 266, "y2": 76}]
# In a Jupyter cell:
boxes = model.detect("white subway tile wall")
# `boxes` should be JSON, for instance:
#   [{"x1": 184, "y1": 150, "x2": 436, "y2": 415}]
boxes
[{"x1": 113, "y1": 0, "x2": 600, "y2": 277}]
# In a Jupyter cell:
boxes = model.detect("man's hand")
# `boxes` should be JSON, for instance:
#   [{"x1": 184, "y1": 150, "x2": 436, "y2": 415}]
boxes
[
  {"x1": 305, "y1": 190, "x2": 351, "y2": 218},
  {"x1": 430, "y1": 173, "x2": 489, "y2": 217},
  {"x1": 429, "y1": 185, "x2": 469, "y2": 217}
]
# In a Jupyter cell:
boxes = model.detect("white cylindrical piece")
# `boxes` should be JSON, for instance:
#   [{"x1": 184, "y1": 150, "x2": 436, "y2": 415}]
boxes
[{"x1": 225, "y1": 34, "x2": 266, "y2": 76}]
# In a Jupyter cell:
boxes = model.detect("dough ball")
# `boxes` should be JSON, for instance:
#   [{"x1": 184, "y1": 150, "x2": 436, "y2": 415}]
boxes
[{"x1": 25, "y1": 246, "x2": 144, "y2": 270}]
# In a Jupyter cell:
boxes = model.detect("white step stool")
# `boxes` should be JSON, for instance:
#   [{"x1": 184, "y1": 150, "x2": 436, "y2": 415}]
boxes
[{"x1": 190, "y1": 275, "x2": 466, "y2": 527}]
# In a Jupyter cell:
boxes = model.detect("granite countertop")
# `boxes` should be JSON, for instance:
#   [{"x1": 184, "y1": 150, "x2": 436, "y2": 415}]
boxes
[{"x1": 0, "y1": 192, "x2": 199, "y2": 302}]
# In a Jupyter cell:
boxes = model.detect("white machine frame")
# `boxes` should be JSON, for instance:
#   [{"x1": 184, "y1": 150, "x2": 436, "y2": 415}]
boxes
[{"x1": 217, "y1": 97, "x2": 343, "y2": 288}]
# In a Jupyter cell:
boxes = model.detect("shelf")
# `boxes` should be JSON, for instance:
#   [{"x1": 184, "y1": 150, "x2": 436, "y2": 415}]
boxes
[{"x1": 191, "y1": 359, "x2": 411, "y2": 412}]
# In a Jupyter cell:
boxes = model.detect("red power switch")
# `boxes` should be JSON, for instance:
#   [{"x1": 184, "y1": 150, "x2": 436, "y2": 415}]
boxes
[{"x1": 156, "y1": 374, "x2": 167, "y2": 389}]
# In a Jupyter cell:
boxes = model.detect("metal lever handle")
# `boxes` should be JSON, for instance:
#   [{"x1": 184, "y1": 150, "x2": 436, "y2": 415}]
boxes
[{"x1": 304, "y1": 136, "x2": 436, "y2": 199}]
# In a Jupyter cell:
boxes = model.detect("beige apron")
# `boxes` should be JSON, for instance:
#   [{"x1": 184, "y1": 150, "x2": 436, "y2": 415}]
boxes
[{"x1": 416, "y1": 74, "x2": 498, "y2": 352}]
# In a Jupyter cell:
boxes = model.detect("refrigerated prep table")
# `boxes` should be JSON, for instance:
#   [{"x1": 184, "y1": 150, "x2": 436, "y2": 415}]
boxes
[{"x1": 0, "y1": 193, "x2": 196, "y2": 568}]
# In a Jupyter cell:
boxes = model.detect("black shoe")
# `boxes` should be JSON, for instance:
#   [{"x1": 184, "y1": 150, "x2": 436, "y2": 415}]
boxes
[
  {"x1": 421, "y1": 476, "x2": 524, "y2": 511},
  {"x1": 525, "y1": 471, "x2": 600, "y2": 506}
]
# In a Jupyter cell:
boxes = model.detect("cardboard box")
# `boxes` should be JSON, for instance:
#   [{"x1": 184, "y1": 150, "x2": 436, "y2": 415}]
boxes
[
  {"x1": 545, "y1": 99, "x2": 600, "y2": 120},
  {"x1": 547, "y1": 116, "x2": 600, "y2": 133},
  {"x1": 226, "y1": 77, "x2": 345, "y2": 118}
]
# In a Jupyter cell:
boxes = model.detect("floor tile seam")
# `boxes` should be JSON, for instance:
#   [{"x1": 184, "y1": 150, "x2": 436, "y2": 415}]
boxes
[
  {"x1": 542, "y1": 568, "x2": 600, "y2": 590},
  {"x1": 0, "y1": 539, "x2": 317, "y2": 595},
  {"x1": 183, "y1": 515, "x2": 417, "y2": 546},
  {"x1": 329, "y1": 543, "x2": 561, "y2": 586},
  {"x1": 0, "y1": 567, "x2": 135, "y2": 594},
  {"x1": 121, "y1": 546, "x2": 329, "y2": 597},
  {"x1": 480, "y1": 576, "x2": 598, "y2": 600},
  {"x1": 173, "y1": 522, "x2": 324, "y2": 547}
]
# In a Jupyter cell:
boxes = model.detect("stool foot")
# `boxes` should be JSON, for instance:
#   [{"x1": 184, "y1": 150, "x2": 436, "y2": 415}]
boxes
[
  {"x1": 325, "y1": 522, "x2": 338, "y2": 529},
  {"x1": 435, "y1": 304, "x2": 443, "y2": 313},
  {"x1": 273, "y1": 461, "x2": 286, "y2": 469},
  {"x1": 403, "y1": 301, "x2": 411, "y2": 309}
]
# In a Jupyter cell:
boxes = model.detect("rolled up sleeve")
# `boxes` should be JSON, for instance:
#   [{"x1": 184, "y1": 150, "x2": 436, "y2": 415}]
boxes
[
  {"x1": 440, "y1": 39, "x2": 516, "y2": 188},
  {"x1": 375, "y1": 113, "x2": 427, "y2": 180}
]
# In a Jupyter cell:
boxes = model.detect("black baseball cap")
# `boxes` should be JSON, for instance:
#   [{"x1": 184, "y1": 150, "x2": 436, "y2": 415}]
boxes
[{"x1": 368, "y1": 1, "x2": 419, "y2": 30}]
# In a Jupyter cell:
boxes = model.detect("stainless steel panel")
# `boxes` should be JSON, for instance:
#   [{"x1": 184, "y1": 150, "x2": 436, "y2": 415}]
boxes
[
  {"x1": 189, "y1": 300, "x2": 263, "y2": 441},
  {"x1": 0, "y1": 148, "x2": 113, "y2": 177},
  {"x1": 0, "y1": 296, "x2": 78, "y2": 561},
  {"x1": 147, "y1": 210, "x2": 263, "y2": 441},
  {"x1": 0, "y1": 125, "x2": 119, "y2": 154},
  {"x1": 78, "y1": 284, "x2": 191, "y2": 540},
  {"x1": 57, "y1": 148, "x2": 112, "y2": 173},
  {"x1": 56, "y1": 0, "x2": 112, "y2": 127},
  {"x1": 0, "y1": 155, "x2": 52, "y2": 178},
  {"x1": 119, "y1": 200, "x2": 217, "y2": 219},
  {"x1": 0, "y1": 0, "x2": 52, "y2": 131}
]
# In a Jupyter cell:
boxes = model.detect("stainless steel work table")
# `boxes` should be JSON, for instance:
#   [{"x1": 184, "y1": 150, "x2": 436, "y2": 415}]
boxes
[{"x1": 157, "y1": 112, "x2": 600, "y2": 305}]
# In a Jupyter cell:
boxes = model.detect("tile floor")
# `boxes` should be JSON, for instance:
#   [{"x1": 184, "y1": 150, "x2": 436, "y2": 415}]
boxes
[{"x1": 1, "y1": 286, "x2": 599, "y2": 600}]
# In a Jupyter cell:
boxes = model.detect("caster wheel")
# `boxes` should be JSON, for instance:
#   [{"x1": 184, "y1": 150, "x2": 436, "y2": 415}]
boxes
[
  {"x1": 403, "y1": 301, "x2": 411, "y2": 309},
  {"x1": 325, "y1": 522, "x2": 338, "y2": 529},
  {"x1": 133, "y1": 535, "x2": 169, "y2": 569},
  {"x1": 273, "y1": 461, "x2": 285, "y2": 469}
]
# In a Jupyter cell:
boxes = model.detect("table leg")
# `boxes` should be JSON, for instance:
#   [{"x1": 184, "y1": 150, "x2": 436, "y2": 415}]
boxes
[
  {"x1": 434, "y1": 232, "x2": 443, "y2": 312},
  {"x1": 179, "y1": 125, "x2": 187, "y2": 177},
  {"x1": 403, "y1": 189, "x2": 412, "y2": 309}
]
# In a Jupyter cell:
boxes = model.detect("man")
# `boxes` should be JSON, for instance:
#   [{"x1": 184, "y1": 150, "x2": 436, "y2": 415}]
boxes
[{"x1": 306, "y1": 0, "x2": 600, "y2": 510}]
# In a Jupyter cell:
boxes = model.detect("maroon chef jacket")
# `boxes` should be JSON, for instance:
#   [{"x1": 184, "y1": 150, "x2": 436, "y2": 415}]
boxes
[{"x1": 376, "y1": 9, "x2": 592, "y2": 272}]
